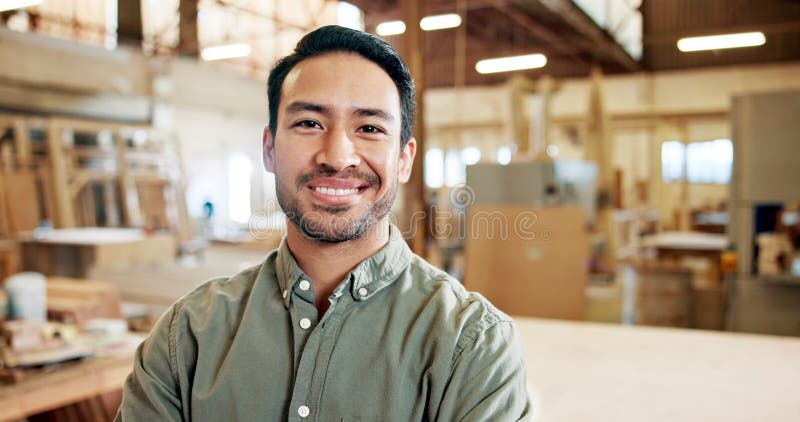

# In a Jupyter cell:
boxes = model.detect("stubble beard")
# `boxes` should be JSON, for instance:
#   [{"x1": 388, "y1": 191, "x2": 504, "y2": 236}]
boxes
[{"x1": 276, "y1": 169, "x2": 397, "y2": 243}]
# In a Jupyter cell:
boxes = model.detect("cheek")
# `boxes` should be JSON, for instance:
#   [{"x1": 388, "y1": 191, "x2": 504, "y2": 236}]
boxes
[
  {"x1": 275, "y1": 141, "x2": 311, "y2": 173},
  {"x1": 361, "y1": 145, "x2": 397, "y2": 180}
]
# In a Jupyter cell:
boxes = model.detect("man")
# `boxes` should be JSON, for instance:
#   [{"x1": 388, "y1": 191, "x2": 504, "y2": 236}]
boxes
[{"x1": 117, "y1": 25, "x2": 531, "y2": 421}]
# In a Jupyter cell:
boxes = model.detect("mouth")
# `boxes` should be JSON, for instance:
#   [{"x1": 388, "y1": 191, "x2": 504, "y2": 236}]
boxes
[
  {"x1": 306, "y1": 178, "x2": 370, "y2": 206},
  {"x1": 311, "y1": 186, "x2": 363, "y2": 196}
]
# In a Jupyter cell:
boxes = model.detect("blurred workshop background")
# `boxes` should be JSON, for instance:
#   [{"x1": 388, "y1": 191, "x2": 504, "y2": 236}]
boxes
[{"x1": 0, "y1": 0, "x2": 799, "y2": 421}]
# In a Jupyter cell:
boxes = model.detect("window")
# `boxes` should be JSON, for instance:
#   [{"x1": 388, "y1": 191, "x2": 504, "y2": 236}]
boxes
[
  {"x1": 687, "y1": 139, "x2": 733, "y2": 184},
  {"x1": 573, "y1": 0, "x2": 642, "y2": 60},
  {"x1": 5, "y1": 0, "x2": 119, "y2": 49},
  {"x1": 661, "y1": 141, "x2": 685, "y2": 182},
  {"x1": 445, "y1": 148, "x2": 464, "y2": 187},
  {"x1": 425, "y1": 147, "x2": 485, "y2": 188},
  {"x1": 228, "y1": 152, "x2": 253, "y2": 224},
  {"x1": 461, "y1": 147, "x2": 481, "y2": 165},
  {"x1": 424, "y1": 148, "x2": 444, "y2": 189},
  {"x1": 661, "y1": 139, "x2": 733, "y2": 184},
  {"x1": 496, "y1": 146, "x2": 513, "y2": 165}
]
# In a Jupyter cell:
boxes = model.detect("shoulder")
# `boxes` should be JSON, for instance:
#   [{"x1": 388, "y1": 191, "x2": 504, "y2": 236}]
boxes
[
  {"x1": 409, "y1": 256, "x2": 532, "y2": 420},
  {"x1": 402, "y1": 254, "x2": 516, "y2": 356},
  {"x1": 171, "y1": 251, "x2": 278, "y2": 326}
]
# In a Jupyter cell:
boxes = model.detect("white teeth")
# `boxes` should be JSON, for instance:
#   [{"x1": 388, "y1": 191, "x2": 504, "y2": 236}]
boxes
[{"x1": 314, "y1": 187, "x2": 358, "y2": 196}]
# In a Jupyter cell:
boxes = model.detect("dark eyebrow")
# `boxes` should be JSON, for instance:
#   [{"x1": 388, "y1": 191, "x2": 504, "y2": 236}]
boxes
[
  {"x1": 286, "y1": 102, "x2": 394, "y2": 123},
  {"x1": 286, "y1": 101, "x2": 328, "y2": 115},
  {"x1": 354, "y1": 108, "x2": 395, "y2": 123}
]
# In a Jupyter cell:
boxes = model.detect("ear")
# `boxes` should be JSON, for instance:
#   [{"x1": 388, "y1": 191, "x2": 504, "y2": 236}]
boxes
[
  {"x1": 262, "y1": 126, "x2": 276, "y2": 173},
  {"x1": 398, "y1": 137, "x2": 416, "y2": 183}
]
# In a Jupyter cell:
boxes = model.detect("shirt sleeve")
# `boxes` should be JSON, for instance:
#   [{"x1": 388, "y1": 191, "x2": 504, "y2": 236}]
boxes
[
  {"x1": 436, "y1": 320, "x2": 533, "y2": 422},
  {"x1": 115, "y1": 304, "x2": 184, "y2": 421}
]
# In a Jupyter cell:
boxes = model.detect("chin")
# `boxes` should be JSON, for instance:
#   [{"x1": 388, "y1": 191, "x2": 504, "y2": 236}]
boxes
[{"x1": 296, "y1": 216, "x2": 372, "y2": 243}]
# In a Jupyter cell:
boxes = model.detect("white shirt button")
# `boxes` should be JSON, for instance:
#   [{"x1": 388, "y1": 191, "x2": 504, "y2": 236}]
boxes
[
  {"x1": 298, "y1": 279, "x2": 310, "y2": 291},
  {"x1": 298, "y1": 405, "x2": 310, "y2": 418},
  {"x1": 358, "y1": 287, "x2": 368, "y2": 298},
  {"x1": 282, "y1": 289, "x2": 288, "y2": 299},
  {"x1": 299, "y1": 318, "x2": 311, "y2": 329}
]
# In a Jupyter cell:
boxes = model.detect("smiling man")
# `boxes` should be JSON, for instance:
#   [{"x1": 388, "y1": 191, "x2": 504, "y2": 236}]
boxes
[{"x1": 117, "y1": 26, "x2": 531, "y2": 421}]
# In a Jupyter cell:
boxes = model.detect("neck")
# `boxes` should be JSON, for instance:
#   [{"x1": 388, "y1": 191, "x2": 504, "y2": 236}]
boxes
[{"x1": 285, "y1": 219, "x2": 391, "y2": 311}]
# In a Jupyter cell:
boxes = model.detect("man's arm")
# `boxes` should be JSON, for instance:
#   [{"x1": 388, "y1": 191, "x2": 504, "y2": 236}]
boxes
[
  {"x1": 437, "y1": 320, "x2": 532, "y2": 421},
  {"x1": 116, "y1": 305, "x2": 184, "y2": 421}
]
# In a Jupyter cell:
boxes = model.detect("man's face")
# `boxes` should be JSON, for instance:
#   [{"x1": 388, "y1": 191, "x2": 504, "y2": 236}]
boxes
[{"x1": 263, "y1": 52, "x2": 416, "y2": 242}]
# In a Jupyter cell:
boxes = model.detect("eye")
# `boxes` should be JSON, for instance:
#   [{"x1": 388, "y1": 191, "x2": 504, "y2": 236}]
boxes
[
  {"x1": 359, "y1": 125, "x2": 385, "y2": 134},
  {"x1": 294, "y1": 120, "x2": 322, "y2": 129}
]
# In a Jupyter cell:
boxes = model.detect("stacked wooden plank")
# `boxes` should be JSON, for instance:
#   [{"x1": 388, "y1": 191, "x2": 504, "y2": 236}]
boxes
[
  {"x1": 0, "y1": 278, "x2": 125, "y2": 384},
  {"x1": 46, "y1": 278, "x2": 124, "y2": 325}
]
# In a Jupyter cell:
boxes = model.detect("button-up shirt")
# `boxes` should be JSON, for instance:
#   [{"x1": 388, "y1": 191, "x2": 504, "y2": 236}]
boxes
[{"x1": 117, "y1": 226, "x2": 531, "y2": 421}]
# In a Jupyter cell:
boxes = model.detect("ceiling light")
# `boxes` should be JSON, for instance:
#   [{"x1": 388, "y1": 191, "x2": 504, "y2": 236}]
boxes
[
  {"x1": 475, "y1": 54, "x2": 547, "y2": 74},
  {"x1": 376, "y1": 20, "x2": 406, "y2": 36},
  {"x1": 677, "y1": 31, "x2": 766, "y2": 52},
  {"x1": 420, "y1": 13, "x2": 461, "y2": 31},
  {"x1": 200, "y1": 43, "x2": 251, "y2": 61},
  {"x1": 0, "y1": 0, "x2": 43, "y2": 13}
]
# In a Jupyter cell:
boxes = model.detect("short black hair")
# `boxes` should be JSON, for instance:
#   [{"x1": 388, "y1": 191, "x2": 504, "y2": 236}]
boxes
[{"x1": 267, "y1": 25, "x2": 415, "y2": 147}]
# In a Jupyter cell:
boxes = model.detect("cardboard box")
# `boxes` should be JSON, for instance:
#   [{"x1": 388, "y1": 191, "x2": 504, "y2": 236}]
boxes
[{"x1": 464, "y1": 206, "x2": 588, "y2": 320}]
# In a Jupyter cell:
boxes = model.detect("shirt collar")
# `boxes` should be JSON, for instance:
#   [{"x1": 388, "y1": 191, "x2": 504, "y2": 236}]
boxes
[
  {"x1": 275, "y1": 236, "x2": 308, "y2": 308},
  {"x1": 275, "y1": 224, "x2": 412, "y2": 308}
]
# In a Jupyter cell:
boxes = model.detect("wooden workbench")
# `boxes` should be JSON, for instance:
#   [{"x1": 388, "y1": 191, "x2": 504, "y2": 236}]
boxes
[
  {"x1": 0, "y1": 336, "x2": 142, "y2": 422},
  {"x1": 4, "y1": 318, "x2": 797, "y2": 421},
  {"x1": 517, "y1": 317, "x2": 800, "y2": 422}
]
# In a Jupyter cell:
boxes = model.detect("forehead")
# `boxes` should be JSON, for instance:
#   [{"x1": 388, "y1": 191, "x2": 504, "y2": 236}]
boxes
[{"x1": 279, "y1": 52, "x2": 401, "y2": 119}]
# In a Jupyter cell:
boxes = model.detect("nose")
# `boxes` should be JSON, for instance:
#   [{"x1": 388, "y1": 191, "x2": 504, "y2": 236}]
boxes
[{"x1": 315, "y1": 126, "x2": 361, "y2": 171}]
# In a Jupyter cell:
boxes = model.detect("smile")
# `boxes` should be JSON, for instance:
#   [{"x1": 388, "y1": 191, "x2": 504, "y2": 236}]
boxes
[{"x1": 313, "y1": 187, "x2": 360, "y2": 196}]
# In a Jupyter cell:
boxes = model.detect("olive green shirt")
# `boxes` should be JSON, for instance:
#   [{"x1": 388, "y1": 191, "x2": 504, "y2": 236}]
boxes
[{"x1": 117, "y1": 227, "x2": 531, "y2": 421}]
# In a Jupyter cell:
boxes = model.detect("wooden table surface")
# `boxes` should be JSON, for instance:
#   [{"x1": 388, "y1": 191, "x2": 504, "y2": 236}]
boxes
[
  {"x1": 516, "y1": 317, "x2": 800, "y2": 422},
  {"x1": 4, "y1": 319, "x2": 798, "y2": 421},
  {"x1": 0, "y1": 336, "x2": 142, "y2": 422}
]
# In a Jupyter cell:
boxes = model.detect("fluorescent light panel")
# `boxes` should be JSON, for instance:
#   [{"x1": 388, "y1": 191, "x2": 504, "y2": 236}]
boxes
[
  {"x1": 201, "y1": 43, "x2": 251, "y2": 61},
  {"x1": 376, "y1": 13, "x2": 462, "y2": 36},
  {"x1": 677, "y1": 31, "x2": 765, "y2": 52},
  {"x1": 376, "y1": 20, "x2": 406, "y2": 36},
  {"x1": 475, "y1": 54, "x2": 547, "y2": 74},
  {"x1": 420, "y1": 13, "x2": 461, "y2": 31},
  {"x1": 0, "y1": 0, "x2": 43, "y2": 13}
]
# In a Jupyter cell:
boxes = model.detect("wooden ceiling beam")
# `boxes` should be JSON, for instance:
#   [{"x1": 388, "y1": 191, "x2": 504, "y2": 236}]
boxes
[
  {"x1": 362, "y1": 0, "x2": 512, "y2": 26},
  {"x1": 213, "y1": 0, "x2": 312, "y2": 31},
  {"x1": 493, "y1": 4, "x2": 588, "y2": 66},
  {"x1": 116, "y1": 0, "x2": 143, "y2": 45},
  {"x1": 424, "y1": 46, "x2": 593, "y2": 88},
  {"x1": 178, "y1": 0, "x2": 199, "y2": 56}
]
